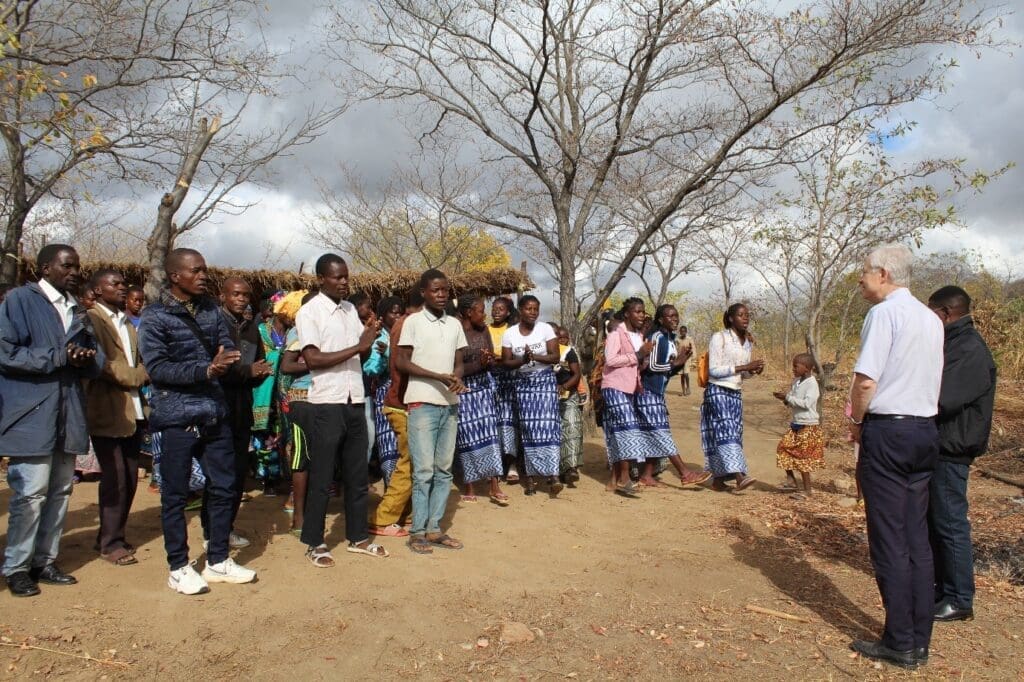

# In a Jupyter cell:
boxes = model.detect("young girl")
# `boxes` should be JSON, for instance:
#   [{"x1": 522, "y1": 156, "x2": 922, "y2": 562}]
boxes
[
  {"x1": 600, "y1": 298, "x2": 652, "y2": 498},
  {"x1": 640, "y1": 304, "x2": 713, "y2": 487},
  {"x1": 500, "y1": 295, "x2": 563, "y2": 496},
  {"x1": 555, "y1": 326, "x2": 584, "y2": 483},
  {"x1": 773, "y1": 353, "x2": 824, "y2": 497}
]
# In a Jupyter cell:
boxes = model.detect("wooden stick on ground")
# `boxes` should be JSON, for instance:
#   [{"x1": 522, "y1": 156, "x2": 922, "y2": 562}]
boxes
[
  {"x1": 0, "y1": 642, "x2": 130, "y2": 669},
  {"x1": 976, "y1": 468, "x2": 1024, "y2": 490},
  {"x1": 744, "y1": 604, "x2": 812, "y2": 623}
]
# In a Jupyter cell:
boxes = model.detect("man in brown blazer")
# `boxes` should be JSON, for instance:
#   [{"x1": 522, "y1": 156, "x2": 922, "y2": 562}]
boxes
[{"x1": 85, "y1": 269, "x2": 148, "y2": 566}]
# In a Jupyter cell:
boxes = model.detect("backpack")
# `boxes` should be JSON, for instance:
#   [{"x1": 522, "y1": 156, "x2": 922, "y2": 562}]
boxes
[{"x1": 697, "y1": 351, "x2": 710, "y2": 388}]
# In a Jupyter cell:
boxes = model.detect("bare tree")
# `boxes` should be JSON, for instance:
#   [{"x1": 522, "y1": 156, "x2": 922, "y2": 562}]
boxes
[
  {"x1": 327, "y1": 0, "x2": 1002, "y2": 333},
  {"x1": 756, "y1": 114, "x2": 1007, "y2": 383},
  {"x1": 0, "y1": 0, "x2": 283, "y2": 285}
]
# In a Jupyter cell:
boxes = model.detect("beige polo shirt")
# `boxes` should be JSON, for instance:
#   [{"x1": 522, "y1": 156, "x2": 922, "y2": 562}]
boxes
[
  {"x1": 399, "y1": 309, "x2": 468, "y2": 406},
  {"x1": 295, "y1": 293, "x2": 365, "y2": 405}
]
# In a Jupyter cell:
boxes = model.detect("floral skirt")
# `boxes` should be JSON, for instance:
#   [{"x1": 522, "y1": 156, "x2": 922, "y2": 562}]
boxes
[{"x1": 776, "y1": 424, "x2": 825, "y2": 473}]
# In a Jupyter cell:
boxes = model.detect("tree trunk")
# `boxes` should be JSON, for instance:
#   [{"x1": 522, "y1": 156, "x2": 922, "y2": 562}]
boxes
[
  {"x1": 1, "y1": 208, "x2": 28, "y2": 287},
  {"x1": 145, "y1": 116, "x2": 221, "y2": 301},
  {"x1": 559, "y1": 259, "x2": 581, "y2": 338}
]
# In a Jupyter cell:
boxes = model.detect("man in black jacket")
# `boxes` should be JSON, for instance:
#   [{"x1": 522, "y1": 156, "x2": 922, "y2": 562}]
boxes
[
  {"x1": 215, "y1": 276, "x2": 271, "y2": 550},
  {"x1": 927, "y1": 285, "x2": 996, "y2": 623}
]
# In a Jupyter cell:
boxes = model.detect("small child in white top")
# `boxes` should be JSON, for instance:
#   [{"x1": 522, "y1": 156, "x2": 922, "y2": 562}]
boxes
[{"x1": 773, "y1": 353, "x2": 825, "y2": 497}]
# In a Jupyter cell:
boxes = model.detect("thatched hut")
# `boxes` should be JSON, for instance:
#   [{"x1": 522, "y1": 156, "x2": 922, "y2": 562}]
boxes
[{"x1": 20, "y1": 260, "x2": 534, "y2": 302}]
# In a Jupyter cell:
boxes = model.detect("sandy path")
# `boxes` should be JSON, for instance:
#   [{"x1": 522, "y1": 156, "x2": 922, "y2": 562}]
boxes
[{"x1": 1, "y1": 388, "x2": 1021, "y2": 680}]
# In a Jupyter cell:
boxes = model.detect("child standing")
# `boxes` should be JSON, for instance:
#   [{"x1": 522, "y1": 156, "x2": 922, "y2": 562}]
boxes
[{"x1": 773, "y1": 353, "x2": 824, "y2": 497}]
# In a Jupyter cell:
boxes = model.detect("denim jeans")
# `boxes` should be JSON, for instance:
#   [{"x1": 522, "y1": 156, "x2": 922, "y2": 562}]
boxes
[
  {"x1": 928, "y1": 459, "x2": 974, "y2": 609},
  {"x1": 160, "y1": 423, "x2": 237, "y2": 570},
  {"x1": 2, "y1": 452, "x2": 75, "y2": 576},
  {"x1": 407, "y1": 403, "x2": 458, "y2": 536}
]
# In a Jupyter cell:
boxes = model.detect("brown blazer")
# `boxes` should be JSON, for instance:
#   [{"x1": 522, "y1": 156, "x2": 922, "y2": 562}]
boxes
[{"x1": 85, "y1": 305, "x2": 148, "y2": 438}]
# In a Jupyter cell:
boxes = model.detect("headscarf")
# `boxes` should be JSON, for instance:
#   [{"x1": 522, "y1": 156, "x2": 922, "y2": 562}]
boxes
[{"x1": 273, "y1": 289, "x2": 308, "y2": 321}]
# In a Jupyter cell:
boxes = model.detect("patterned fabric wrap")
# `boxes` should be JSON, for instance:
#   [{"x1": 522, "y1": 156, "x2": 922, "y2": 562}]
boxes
[
  {"x1": 147, "y1": 430, "x2": 206, "y2": 493},
  {"x1": 601, "y1": 388, "x2": 648, "y2": 464},
  {"x1": 700, "y1": 383, "x2": 747, "y2": 476},
  {"x1": 512, "y1": 369, "x2": 561, "y2": 477},
  {"x1": 493, "y1": 368, "x2": 519, "y2": 458},
  {"x1": 776, "y1": 424, "x2": 825, "y2": 473},
  {"x1": 374, "y1": 379, "x2": 400, "y2": 485},
  {"x1": 635, "y1": 389, "x2": 678, "y2": 458},
  {"x1": 559, "y1": 391, "x2": 584, "y2": 471},
  {"x1": 455, "y1": 373, "x2": 504, "y2": 482}
]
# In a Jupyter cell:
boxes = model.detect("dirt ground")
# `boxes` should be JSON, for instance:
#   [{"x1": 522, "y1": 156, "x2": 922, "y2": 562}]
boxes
[{"x1": 1, "y1": 387, "x2": 1022, "y2": 680}]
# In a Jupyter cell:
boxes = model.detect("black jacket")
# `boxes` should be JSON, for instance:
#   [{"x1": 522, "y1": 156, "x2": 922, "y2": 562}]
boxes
[
  {"x1": 219, "y1": 309, "x2": 264, "y2": 436},
  {"x1": 936, "y1": 315, "x2": 996, "y2": 464}
]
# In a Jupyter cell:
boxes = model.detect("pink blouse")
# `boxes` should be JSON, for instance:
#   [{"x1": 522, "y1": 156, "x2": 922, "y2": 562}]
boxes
[{"x1": 601, "y1": 325, "x2": 642, "y2": 394}]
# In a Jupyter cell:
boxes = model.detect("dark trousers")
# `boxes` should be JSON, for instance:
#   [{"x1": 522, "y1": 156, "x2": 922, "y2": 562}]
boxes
[
  {"x1": 92, "y1": 423, "x2": 143, "y2": 555},
  {"x1": 300, "y1": 403, "x2": 368, "y2": 548},
  {"x1": 160, "y1": 423, "x2": 236, "y2": 570},
  {"x1": 201, "y1": 429, "x2": 251, "y2": 538},
  {"x1": 858, "y1": 417, "x2": 938, "y2": 652},
  {"x1": 928, "y1": 459, "x2": 974, "y2": 609}
]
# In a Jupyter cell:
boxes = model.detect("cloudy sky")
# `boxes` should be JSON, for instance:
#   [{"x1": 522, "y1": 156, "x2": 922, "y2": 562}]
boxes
[{"x1": 161, "y1": 2, "x2": 1023, "y2": 302}]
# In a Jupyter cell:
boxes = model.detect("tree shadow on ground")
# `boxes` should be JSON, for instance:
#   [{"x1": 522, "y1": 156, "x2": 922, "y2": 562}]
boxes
[{"x1": 724, "y1": 517, "x2": 882, "y2": 641}]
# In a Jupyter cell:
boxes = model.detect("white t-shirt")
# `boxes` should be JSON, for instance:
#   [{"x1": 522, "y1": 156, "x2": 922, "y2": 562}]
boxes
[
  {"x1": 625, "y1": 330, "x2": 643, "y2": 352},
  {"x1": 399, "y1": 309, "x2": 468, "y2": 406},
  {"x1": 502, "y1": 322, "x2": 557, "y2": 374}
]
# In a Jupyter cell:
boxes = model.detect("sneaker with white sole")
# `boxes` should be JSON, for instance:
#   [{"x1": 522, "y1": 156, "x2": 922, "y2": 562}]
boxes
[
  {"x1": 202, "y1": 532, "x2": 251, "y2": 552},
  {"x1": 168, "y1": 562, "x2": 210, "y2": 595},
  {"x1": 201, "y1": 557, "x2": 257, "y2": 584}
]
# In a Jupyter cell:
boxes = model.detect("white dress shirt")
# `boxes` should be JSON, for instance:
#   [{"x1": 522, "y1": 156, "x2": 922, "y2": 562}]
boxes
[
  {"x1": 294, "y1": 293, "x2": 365, "y2": 405},
  {"x1": 853, "y1": 287, "x2": 944, "y2": 417},
  {"x1": 37, "y1": 278, "x2": 77, "y2": 333},
  {"x1": 96, "y1": 301, "x2": 145, "y2": 420}
]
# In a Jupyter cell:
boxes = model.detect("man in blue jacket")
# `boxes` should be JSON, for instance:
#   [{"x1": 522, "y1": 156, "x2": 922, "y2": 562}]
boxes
[
  {"x1": 0, "y1": 244, "x2": 103, "y2": 597},
  {"x1": 927, "y1": 285, "x2": 996, "y2": 623},
  {"x1": 139, "y1": 248, "x2": 257, "y2": 595}
]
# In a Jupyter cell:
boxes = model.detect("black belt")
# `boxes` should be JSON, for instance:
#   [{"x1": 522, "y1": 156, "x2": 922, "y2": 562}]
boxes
[{"x1": 865, "y1": 413, "x2": 933, "y2": 422}]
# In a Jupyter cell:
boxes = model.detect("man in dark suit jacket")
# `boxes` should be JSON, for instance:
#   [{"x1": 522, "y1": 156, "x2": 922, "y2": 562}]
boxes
[
  {"x1": 86, "y1": 268, "x2": 149, "y2": 567},
  {"x1": 927, "y1": 285, "x2": 997, "y2": 623},
  {"x1": 0, "y1": 244, "x2": 103, "y2": 597}
]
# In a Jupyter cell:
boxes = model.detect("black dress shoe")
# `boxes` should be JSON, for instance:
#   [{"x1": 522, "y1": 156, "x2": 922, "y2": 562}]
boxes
[
  {"x1": 6, "y1": 571, "x2": 41, "y2": 597},
  {"x1": 29, "y1": 564, "x2": 77, "y2": 585},
  {"x1": 934, "y1": 601, "x2": 974, "y2": 622},
  {"x1": 914, "y1": 647, "x2": 929, "y2": 665},
  {"x1": 850, "y1": 640, "x2": 919, "y2": 669}
]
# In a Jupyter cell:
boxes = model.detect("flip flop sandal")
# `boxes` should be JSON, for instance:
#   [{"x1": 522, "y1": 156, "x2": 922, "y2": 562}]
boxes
[
  {"x1": 427, "y1": 534, "x2": 463, "y2": 550},
  {"x1": 347, "y1": 541, "x2": 389, "y2": 558},
  {"x1": 777, "y1": 482, "x2": 799, "y2": 492},
  {"x1": 408, "y1": 537, "x2": 433, "y2": 554},
  {"x1": 549, "y1": 480, "x2": 564, "y2": 496},
  {"x1": 369, "y1": 524, "x2": 409, "y2": 537},
  {"x1": 289, "y1": 528, "x2": 303, "y2": 538},
  {"x1": 615, "y1": 483, "x2": 641, "y2": 499},
  {"x1": 306, "y1": 545, "x2": 335, "y2": 568},
  {"x1": 101, "y1": 550, "x2": 138, "y2": 566},
  {"x1": 460, "y1": 494, "x2": 479, "y2": 502},
  {"x1": 489, "y1": 493, "x2": 510, "y2": 507},
  {"x1": 735, "y1": 476, "x2": 757, "y2": 491}
]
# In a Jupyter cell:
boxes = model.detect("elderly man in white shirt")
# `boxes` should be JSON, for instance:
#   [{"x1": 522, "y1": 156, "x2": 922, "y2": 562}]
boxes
[
  {"x1": 294, "y1": 254, "x2": 388, "y2": 567},
  {"x1": 848, "y1": 244, "x2": 944, "y2": 670}
]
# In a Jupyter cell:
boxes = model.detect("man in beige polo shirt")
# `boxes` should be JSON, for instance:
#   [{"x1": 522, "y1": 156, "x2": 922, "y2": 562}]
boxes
[{"x1": 395, "y1": 269, "x2": 468, "y2": 554}]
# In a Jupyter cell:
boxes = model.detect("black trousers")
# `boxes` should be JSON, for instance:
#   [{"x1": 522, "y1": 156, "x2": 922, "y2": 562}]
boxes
[
  {"x1": 858, "y1": 417, "x2": 939, "y2": 652},
  {"x1": 92, "y1": 423, "x2": 143, "y2": 554},
  {"x1": 300, "y1": 403, "x2": 369, "y2": 548}
]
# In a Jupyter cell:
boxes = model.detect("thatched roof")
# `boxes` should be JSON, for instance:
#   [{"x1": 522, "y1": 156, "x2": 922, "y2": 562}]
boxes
[{"x1": 21, "y1": 260, "x2": 534, "y2": 300}]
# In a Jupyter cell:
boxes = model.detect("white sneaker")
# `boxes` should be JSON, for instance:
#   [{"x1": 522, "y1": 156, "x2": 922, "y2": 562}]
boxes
[
  {"x1": 202, "y1": 532, "x2": 251, "y2": 552},
  {"x1": 168, "y1": 563, "x2": 210, "y2": 595},
  {"x1": 201, "y1": 557, "x2": 257, "y2": 584}
]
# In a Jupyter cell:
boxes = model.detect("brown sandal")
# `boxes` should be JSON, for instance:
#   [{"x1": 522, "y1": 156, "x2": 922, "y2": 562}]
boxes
[
  {"x1": 426, "y1": 533, "x2": 463, "y2": 550},
  {"x1": 408, "y1": 537, "x2": 433, "y2": 554},
  {"x1": 101, "y1": 549, "x2": 138, "y2": 566}
]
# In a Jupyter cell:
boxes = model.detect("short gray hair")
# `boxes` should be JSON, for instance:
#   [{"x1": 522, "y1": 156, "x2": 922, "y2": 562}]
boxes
[{"x1": 865, "y1": 243, "x2": 913, "y2": 286}]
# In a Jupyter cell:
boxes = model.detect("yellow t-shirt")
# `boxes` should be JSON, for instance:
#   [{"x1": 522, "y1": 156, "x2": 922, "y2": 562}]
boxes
[{"x1": 488, "y1": 324, "x2": 508, "y2": 355}]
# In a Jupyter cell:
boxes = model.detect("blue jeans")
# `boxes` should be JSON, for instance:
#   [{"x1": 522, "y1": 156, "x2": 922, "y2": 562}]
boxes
[
  {"x1": 2, "y1": 452, "x2": 75, "y2": 576},
  {"x1": 928, "y1": 459, "x2": 974, "y2": 609},
  {"x1": 160, "y1": 423, "x2": 237, "y2": 570},
  {"x1": 407, "y1": 403, "x2": 458, "y2": 536}
]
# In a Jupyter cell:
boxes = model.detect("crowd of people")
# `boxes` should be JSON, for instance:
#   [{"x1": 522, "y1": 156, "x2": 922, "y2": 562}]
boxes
[{"x1": 0, "y1": 242, "x2": 997, "y2": 672}]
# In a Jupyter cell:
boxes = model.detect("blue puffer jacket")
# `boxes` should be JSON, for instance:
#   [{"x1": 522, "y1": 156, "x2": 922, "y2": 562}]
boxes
[
  {"x1": 138, "y1": 290, "x2": 235, "y2": 431},
  {"x1": 0, "y1": 283, "x2": 103, "y2": 457}
]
